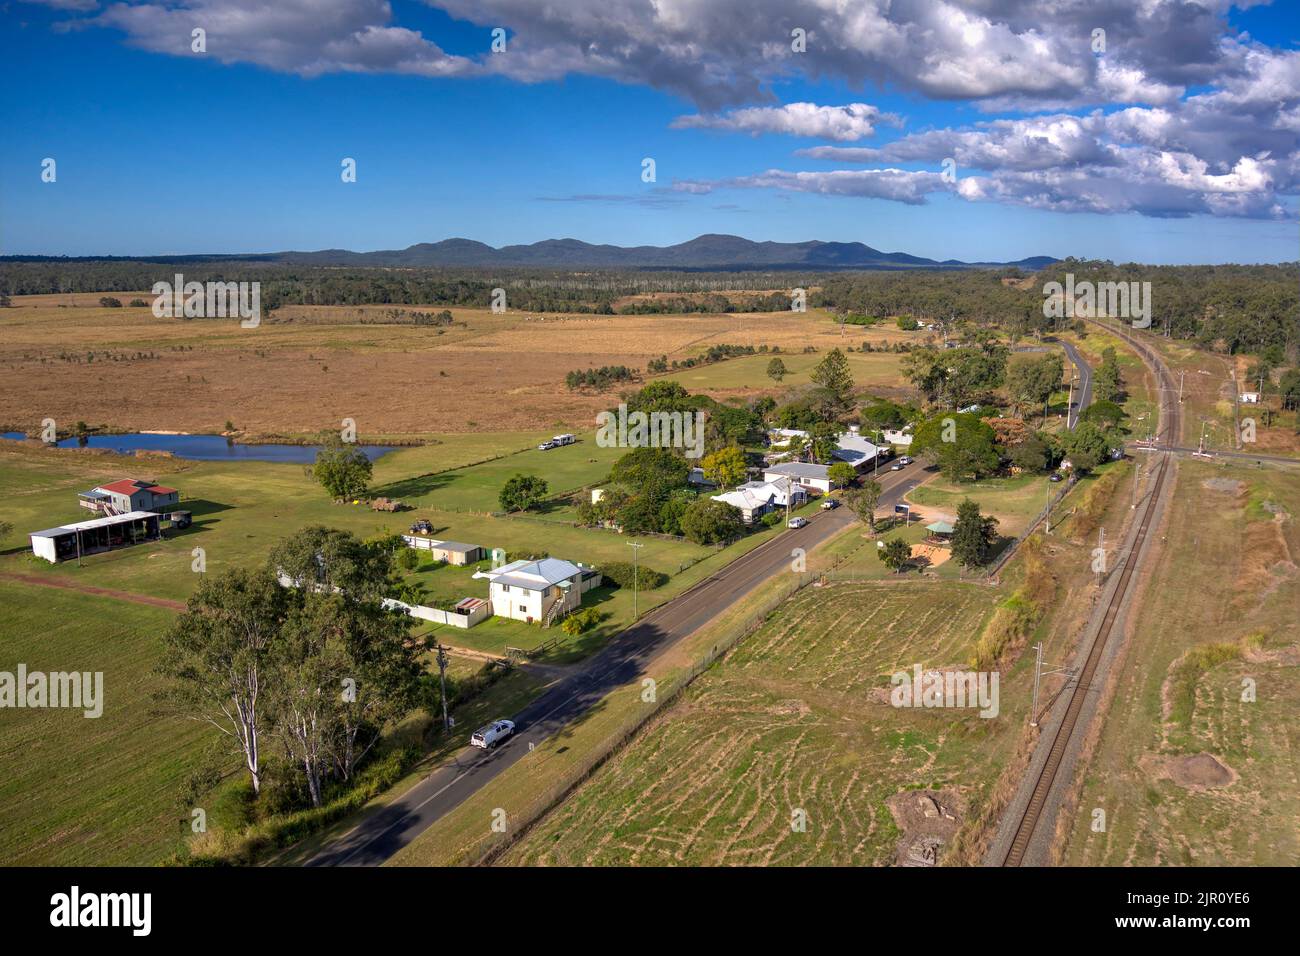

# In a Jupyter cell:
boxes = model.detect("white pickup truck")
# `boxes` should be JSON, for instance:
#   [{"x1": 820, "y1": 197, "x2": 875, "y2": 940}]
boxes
[{"x1": 470, "y1": 719, "x2": 515, "y2": 749}]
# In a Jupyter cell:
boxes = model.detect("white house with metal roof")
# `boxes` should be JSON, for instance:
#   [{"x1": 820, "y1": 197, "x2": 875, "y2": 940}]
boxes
[
  {"x1": 763, "y1": 462, "x2": 834, "y2": 494},
  {"x1": 472, "y1": 557, "x2": 602, "y2": 626},
  {"x1": 832, "y1": 431, "x2": 882, "y2": 471},
  {"x1": 711, "y1": 479, "x2": 806, "y2": 523},
  {"x1": 767, "y1": 428, "x2": 809, "y2": 447}
]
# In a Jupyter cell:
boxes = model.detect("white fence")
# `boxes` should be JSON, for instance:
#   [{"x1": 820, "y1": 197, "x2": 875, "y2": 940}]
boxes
[
  {"x1": 381, "y1": 597, "x2": 490, "y2": 629},
  {"x1": 277, "y1": 571, "x2": 490, "y2": 629}
]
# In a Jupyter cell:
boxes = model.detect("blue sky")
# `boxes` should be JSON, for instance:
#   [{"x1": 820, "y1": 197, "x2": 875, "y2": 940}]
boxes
[{"x1": 2, "y1": 0, "x2": 1297, "y2": 263}]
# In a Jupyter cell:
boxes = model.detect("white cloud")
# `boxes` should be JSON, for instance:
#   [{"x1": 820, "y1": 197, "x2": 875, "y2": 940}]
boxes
[
  {"x1": 41, "y1": 0, "x2": 1298, "y2": 220},
  {"x1": 670, "y1": 103, "x2": 901, "y2": 141},
  {"x1": 69, "y1": 0, "x2": 1254, "y2": 110},
  {"x1": 93, "y1": 0, "x2": 475, "y2": 79},
  {"x1": 799, "y1": 114, "x2": 1117, "y2": 171},
  {"x1": 675, "y1": 168, "x2": 947, "y2": 205},
  {"x1": 21, "y1": 0, "x2": 99, "y2": 10}
]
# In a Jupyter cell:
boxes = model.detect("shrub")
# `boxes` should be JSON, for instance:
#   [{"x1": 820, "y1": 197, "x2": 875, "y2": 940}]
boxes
[
  {"x1": 397, "y1": 548, "x2": 421, "y2": 570},
  {"x1": 969, "y1": 535, "x2": 1055, "y2": 669},
  {"x1": 505, "y1": 549, "x2": 549, "y2": 562},
  {"x1": 561, "y1": 606, "x2": 600, "y2": 635},
  {"x1": 499, "y1": 473, "x2": 549, "y2": 512},
  {"x1": 600, "y1": 560, "x2": 668, "y2": 590}
]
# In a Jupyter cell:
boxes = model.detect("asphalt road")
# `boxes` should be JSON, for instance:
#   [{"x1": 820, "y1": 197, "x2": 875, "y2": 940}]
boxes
[
  {"x1": 1012, "y1": 338, "x2": 1093, "y2": 429},
  {"x1": 1160, "y1": 445, "x2": 1300, "y2": 466},
  {"x1": 308, "y1": 460, "x2": 927, "y2": 866},
  {"x1": 1058, "y1": 339, "x2": 1093, "y2": 428}
]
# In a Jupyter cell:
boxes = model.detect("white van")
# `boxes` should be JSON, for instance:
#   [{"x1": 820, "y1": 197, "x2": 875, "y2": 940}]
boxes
[{"x1": 470, "y1": 719, "x2": 515, "y2": 749}]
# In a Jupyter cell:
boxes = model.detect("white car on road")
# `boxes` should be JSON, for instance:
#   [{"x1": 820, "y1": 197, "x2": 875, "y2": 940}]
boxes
[
  {"x1": 787, "y1": 516, "x2": 808, "y2": 529},
  {"x1": 470, "y1": 719, "x2": 515, "y2": 749}
]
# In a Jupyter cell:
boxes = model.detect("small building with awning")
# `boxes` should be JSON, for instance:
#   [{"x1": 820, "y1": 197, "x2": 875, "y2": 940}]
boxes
[{"x1": 30, "y1": 511, "x2": 163, "y2": 563}]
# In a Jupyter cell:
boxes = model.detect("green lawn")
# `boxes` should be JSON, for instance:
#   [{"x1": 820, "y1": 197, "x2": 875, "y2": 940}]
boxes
[
  {"x1": 0, "y1": 434, "x2": 817, "y2": 862},
  {"x1": 906, "y1": 472, "x2": 1053, "y2": 538},
  {"x1": 659, "y1": 349, "x2": 903, "y2": 392},
  {"x1": 0, "y1": 437, "x2": 707, "y2": 606},
  {"x1": 0, "y1": 582, "x2": 209, "y2": 865},
  {"x1": 370, "y1": 435, "x2": 625, "y2": 512}
]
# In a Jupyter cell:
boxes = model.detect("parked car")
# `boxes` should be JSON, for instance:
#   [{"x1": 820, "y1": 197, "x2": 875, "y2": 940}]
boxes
[
  {"x1": 898, "y1": 456, "x2": 913, "y2": 466},
  {"x1": 537, "y1": 440, "x2": 555, "y2": 451},
  {"x1": 787, "y1": 516, "x2": 808, "y2": 529},
  {"x1": 820, "y1": 498, "x2": 839, "y2": 510},
  {"x1": 890, "y1": 462, "x2": 904, "y2": 471},
  {"x1": 1049, "y1": 472, "x2": 1064, "y2": 482},
  {"x1": 470, "y1": 719, "x2": 515, "y2": 749}
]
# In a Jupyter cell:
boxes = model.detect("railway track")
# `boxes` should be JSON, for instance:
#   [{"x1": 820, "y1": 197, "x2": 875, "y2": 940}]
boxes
[{"x1": 997, "y1": 319, "x2": 1180, "y2": 866}]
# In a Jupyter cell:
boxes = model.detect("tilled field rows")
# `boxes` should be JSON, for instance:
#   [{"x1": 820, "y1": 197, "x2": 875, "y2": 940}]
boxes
[{"x1": 503, "y1": 582, "x2": 1007, "y2": 866}]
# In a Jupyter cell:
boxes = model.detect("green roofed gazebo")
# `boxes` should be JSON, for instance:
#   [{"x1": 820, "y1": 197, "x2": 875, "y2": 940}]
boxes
[{"x1": 925, "y1": 520, "x2": 955, "y2": 537}]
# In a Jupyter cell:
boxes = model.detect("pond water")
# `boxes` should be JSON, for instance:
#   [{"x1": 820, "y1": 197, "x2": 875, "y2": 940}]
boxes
[{"x1": 1, "y1": 432, "x2": 396, "y2": 464}]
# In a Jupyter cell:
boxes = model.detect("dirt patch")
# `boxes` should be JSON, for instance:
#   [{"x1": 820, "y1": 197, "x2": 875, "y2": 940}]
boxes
[
  {"x1": 1231, "y1": 515, "x2": 1297, "y2": 612},
  {"x1": 0, "y1": 572, "x2": 185, "y2": 610},
  {"x1": 886, "y1": 788, "x2": 965, "y2": 866},
  {"x1": 768, "y1": 699, "x2": 812, "y2": 717},
  {"x1": 1158, "y1": 753, "x2": 1238, "y2": 791},
  {"x1": 1201, "y1": 477, "x2": 1246, "y2": 494},
  {"x1": 911, "y1": 543, "x2": 951, "y2": 568}
]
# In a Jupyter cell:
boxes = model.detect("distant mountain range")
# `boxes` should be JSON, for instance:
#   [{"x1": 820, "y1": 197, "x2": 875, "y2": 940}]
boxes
[{"x1": 2, "y1": 235, "x2": 1058, "y2": 271}]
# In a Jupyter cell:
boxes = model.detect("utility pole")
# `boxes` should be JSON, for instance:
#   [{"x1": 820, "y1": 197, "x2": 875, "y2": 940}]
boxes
[
  {"x1": 1178, "y1": 369, "x2": 1184, "y2": 404},
  {"x1": 1096, "y1": 527, "x2": 1105, "y2": 588},
  {"x1": 1029, "y1": 641, "x2": 1074, "y2": 728},
  {"x1": 1131, "y1": 458, "x2": 1141, "y2": 510},
  {"x1": 1231, "y1": 369, "x2": 1241, "y2": 450},
  {"x1": 1066, "y1": 369, "x2": 1075, "y2": 429},
  {"x1": 436, "y1": 643, "x2": 450, "y2": 734},
  {"x1": 1030, "y1": 642, "x2": 1044, "y2": 726},
  {"x1": 628, "y1": 541, "x2": 644, "y2": 619},
  {"x1": 1044, "y1": 477, "x2": 1052, "y2": 534}
]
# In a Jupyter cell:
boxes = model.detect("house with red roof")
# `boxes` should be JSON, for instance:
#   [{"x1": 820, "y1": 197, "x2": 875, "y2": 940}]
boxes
[{"x1": 79, "y1": 478, "x2": 180, "y2": 515}]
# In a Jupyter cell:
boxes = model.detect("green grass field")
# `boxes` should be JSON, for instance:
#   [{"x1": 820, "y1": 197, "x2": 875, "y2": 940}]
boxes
[
  {"x1": 659, "y1": 348, "x2": 903, "y2": 394},
  {"x1": 501, "y1": 581, "x2": 1020, "y2": 866},
  {"x1": 0, "y1": 431, "x2": 807, "y2": 863},
  {"x1": 0, "y1": 582, "x2": 209, "y2": 865},
  {"x1": 0, "y1": 435, "x2": 709, "y2": 608},
  {"x1": 370, "y1": 436, "x2": 625, "y2": 512},
  {"x1": 906, "y1": 471, "x2": 1053, "y2": 538}
]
